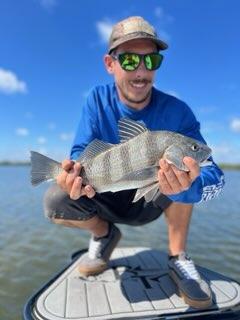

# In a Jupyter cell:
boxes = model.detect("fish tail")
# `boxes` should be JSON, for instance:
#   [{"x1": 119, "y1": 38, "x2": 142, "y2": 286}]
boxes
[{"x1": 30, "y1": 151, "x2": 62, "y2": 186}]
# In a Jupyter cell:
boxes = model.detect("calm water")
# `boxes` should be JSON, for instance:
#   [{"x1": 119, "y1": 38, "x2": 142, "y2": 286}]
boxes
[{"x1": 0, "y1": 166, "x2": 239, "y2": 320}]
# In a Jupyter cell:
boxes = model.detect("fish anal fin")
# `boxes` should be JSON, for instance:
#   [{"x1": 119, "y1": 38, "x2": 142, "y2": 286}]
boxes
[{"x1": 133, "y1": 182, "x2": 159, "y2": 203}]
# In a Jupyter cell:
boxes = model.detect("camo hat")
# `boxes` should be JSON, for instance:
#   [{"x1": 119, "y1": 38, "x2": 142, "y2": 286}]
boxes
[{"x1": 108, "y1": 16, "x2": 168, "y2": 54}]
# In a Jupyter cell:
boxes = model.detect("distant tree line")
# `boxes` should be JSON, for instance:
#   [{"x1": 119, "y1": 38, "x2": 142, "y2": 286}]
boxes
[
  {"x1": 0, "y1": 161, "x2": 30, "y2": 166},
  {"x1": 218, "y1": 163, "x2": 240, "y2": 170}
]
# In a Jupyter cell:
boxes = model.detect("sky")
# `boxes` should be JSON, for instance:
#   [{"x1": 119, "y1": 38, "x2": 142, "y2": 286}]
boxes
[{"x1": 0, "y1": 0, "x2": 239, "y2": 163}]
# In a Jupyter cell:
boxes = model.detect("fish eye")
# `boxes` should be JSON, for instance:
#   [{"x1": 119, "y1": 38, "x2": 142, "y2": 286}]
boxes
[{"x1": 191, "y1": 144, "x2": 199, "y2": 152}]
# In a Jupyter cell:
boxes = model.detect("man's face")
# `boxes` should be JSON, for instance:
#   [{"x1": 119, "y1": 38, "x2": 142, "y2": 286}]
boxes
[{"x1": 105, "y1": 39, "x2": 158, "y2": 110}]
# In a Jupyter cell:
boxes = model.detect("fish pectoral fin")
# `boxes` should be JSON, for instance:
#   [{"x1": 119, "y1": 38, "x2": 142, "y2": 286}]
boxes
[
  {"x1": 133, "y1": 182, "x2": 159, "y2": 203},
  {"x1": 118, "y1": 118, "x2": 148, "y2": 143},
  {"x1": 78, "y1": 139, "x2": 114, "y2": 164},
  {"x1": 119, "y1": 166, "x2": 159, "y2": 182}
]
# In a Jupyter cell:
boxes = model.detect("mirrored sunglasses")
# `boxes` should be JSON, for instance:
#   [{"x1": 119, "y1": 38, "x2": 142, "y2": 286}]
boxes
[{"x1": 111, "y1": 52, "x2": 164, "y2": 71}]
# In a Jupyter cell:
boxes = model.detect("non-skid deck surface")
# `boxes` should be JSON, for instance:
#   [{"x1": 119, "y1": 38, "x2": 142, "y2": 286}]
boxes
[{"x1": 33, "y1": 247, "x2": 240, "y2": 320}]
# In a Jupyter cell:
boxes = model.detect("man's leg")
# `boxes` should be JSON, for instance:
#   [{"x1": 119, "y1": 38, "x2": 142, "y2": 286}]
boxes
[
  {"x1": 164, "y1": 202, "x2": 193, "y2": 255},
  {"x1": 164, "y1": 202, "x2": 212, "y2": 309},
  {"x1": 44, "y1": 184, "x2": 122, "y2": 276},
  {"x1": 52, "y1": 215, "x2": 109, "y2": 238}
]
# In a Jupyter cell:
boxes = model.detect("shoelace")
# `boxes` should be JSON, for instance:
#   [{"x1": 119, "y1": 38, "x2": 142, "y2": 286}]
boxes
[
  {"x1": 88, "y1": 238, "x2": 103, "y2": 259},
  {"x1": 175, "y1": 259, "x2": 200, "y2": 280}
]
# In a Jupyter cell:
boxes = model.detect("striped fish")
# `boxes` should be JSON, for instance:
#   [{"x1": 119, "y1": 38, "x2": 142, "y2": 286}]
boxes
[{"x1": 30, "y1": 118, "x2": 212, "y2": 202}]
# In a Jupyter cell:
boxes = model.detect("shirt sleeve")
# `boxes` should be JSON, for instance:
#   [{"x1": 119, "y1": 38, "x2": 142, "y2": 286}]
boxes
[
  {"x1": 70, "y1": 89, "x2": 99, "y2": 160},
  {"x1": 167, "y1": 103, "x2": 225, "y2": 203}
]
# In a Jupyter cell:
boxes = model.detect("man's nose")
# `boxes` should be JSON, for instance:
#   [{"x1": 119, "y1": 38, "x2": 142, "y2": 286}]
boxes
[{"x1": 135, "y1": 59, "x2": 147, "y2": 75}]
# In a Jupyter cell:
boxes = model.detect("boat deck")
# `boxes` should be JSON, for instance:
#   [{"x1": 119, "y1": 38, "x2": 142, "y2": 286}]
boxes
[{"x1": 27, "y1": 247, "x2": 240, "y2": 320}]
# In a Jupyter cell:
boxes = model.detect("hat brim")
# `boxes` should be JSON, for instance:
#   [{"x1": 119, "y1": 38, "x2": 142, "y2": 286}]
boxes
[{"x1": 108, "y1": 32, "x2": 168, "y2": 54}]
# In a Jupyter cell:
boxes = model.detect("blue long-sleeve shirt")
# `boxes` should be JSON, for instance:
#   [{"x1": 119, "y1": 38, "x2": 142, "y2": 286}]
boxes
[{"x1": 70, "y1": 83, "x2": 224, "y2": 203}]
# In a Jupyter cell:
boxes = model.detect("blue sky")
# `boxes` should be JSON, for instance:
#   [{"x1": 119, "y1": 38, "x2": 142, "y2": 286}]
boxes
[{"x1": 0, "y1": 0, "x2": 239, "y2": 163}]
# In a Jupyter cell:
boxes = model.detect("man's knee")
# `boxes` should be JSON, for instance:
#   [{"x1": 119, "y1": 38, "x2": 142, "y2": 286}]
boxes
[
  {"x1": 43, "y1": 184, "x2": 98, "y2": 222},
  {"x1": 44, "y1": 184, "x2": 69, "y2": 220}
]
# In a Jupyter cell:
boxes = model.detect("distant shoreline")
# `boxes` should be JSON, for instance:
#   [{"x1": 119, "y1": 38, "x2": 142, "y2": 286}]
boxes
[
  {"x1": 218, "y1": 164, "x2": 240, "y2": 170},
  {"x1": 0, "y1": 161, "x2": 240, "y2": 170},
  {"x1": 0, "y1": 161, "x2": 31, "y2": 166}
]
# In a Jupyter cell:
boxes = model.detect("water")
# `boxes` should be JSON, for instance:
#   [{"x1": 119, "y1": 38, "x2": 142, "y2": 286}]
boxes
[{"x1": 0, "y1": 166, "x2": 239, "y2": 320}]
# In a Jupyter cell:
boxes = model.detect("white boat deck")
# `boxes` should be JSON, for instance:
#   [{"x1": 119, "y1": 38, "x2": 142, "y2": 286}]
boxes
[{"x1": 32, "y1": 247, "x2": 240, "y2": 320}]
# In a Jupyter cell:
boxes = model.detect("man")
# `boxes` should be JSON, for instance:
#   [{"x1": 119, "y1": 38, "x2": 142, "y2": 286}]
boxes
[{"x1": 44, "y1": 16, "x2": 224, "y2": 309}]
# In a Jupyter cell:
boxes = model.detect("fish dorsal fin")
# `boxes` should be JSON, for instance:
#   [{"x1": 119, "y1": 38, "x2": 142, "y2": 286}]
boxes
[
  {"x1": 78, "y1": 139, "x2": 114, "y2": 163},
  {"x1": 118, "y1": 118, "x2": 148, "y2": 143}
]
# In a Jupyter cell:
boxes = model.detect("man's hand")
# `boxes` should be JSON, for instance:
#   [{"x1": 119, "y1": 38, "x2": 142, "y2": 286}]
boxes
[
  {"x1": 56, "y1": 159, "x2": 95, "y2": 200},
  {"x1": 158, "y1": 157, "x2": 200, "y2": 195}
]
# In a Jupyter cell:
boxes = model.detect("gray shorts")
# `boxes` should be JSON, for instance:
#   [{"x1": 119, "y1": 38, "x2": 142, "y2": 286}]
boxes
[{"x1": 44, "y1": 184, "x2": 172, "y2": 226}]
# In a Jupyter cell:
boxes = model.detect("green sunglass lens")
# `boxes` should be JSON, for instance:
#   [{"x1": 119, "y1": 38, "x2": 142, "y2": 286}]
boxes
[
  {"x1": 119, "y1": 54, "x2": 140, "y2": 71},
  {"x1": 145, "y1": 54, "x2": 163, "y2": 70},
  {"x1": 117, "y1": 53, "x2": 163, "y2": 71}
]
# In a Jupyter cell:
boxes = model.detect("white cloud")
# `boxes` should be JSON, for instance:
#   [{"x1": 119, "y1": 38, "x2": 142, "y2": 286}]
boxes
[
  {"x1": 37, "y1": 136, "x2": 47, "y2": 144},
  {"x1": 39, "y1": 0, "x2": 57, "y2": 9},
  {"x1": 154, "y1": 6, "x2": 173, "y2": 43},
  {"x1": 158, "y1": 29, "x2": 171, "y2": 42},
  {"x1": 48, "y1": 122, "x2": 56, "y2": 130},
  {"x1": 196, "y1": 106, "x2": 217, "y2": 114},
  {"x1": 25, "y1": 112, "x2": 34, "y2": 119},
  {"x1": 0, "y1": 68, "x2": 27, "y2": 94},
  {"x1": 60, "y1": 132, "x2": 74, "y2": 141},
  {"x1": 211, "y1": 143, "x2": 240, "y2": 163},
  {"x1": 155, "y1": 7, "x2": 164, "y2": 18},
  {"x1": 37, "y1": 147, "x2": 48, "y2": 155},
  {"x1": 230, "y1": 118, "x2": 240, "y2": 132},
  {"x1": 16, "y1": 128, "x2": 29, "y2": 136},
  {"x1": 154, "y1": 6, "x2": 175, "y2": 23},
  {"x1": 201, "y1": 121, "x2": 225, "y2": 134},
  {"x1": 212, "y1": 145, "x2": 231, "y2": 155},
  {"x1": 96, "y1": 20, "x2": 114, "y2": 43}
]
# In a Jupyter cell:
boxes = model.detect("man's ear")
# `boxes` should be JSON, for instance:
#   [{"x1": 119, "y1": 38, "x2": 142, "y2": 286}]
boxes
[{"x1": 104, "y1": 54, "x2": 115, "y2": 74}]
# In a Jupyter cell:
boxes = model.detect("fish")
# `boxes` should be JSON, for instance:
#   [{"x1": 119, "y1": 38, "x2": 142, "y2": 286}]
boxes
[{"x1": 30, "y1": 118, "x2": 212, "y2": 203}]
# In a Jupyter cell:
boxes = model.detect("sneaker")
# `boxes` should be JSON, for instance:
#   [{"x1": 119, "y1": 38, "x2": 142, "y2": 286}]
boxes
[
  {"x1": 168, "y1": 252, "x2": 212, "y2": 309},
  {"x1": 78, "y1": 223, "x2": 121, "y2": 276}
]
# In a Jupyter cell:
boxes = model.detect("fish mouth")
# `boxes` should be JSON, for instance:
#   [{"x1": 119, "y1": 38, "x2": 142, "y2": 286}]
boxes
[
  {"x1": 199, "y1": 147, "x2": 212, "y2": 168},
  {"x1": 199, "y1": 153, "x2": 212, "y2": 167},
  {"x1": 199, "y1": 159, "x2": 212, "y2": 167}
]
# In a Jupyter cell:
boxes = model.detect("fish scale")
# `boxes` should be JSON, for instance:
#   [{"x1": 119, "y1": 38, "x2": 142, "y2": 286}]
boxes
[
  {"x1": 30, "y1": 118, "x2": 212, "y2": 203},
  {"x1": 120, "y1": 143, "x2": 133, "y2": 175},
  {"x1": 81, "y1": 131, "x2": 187, "y2": 192}
]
